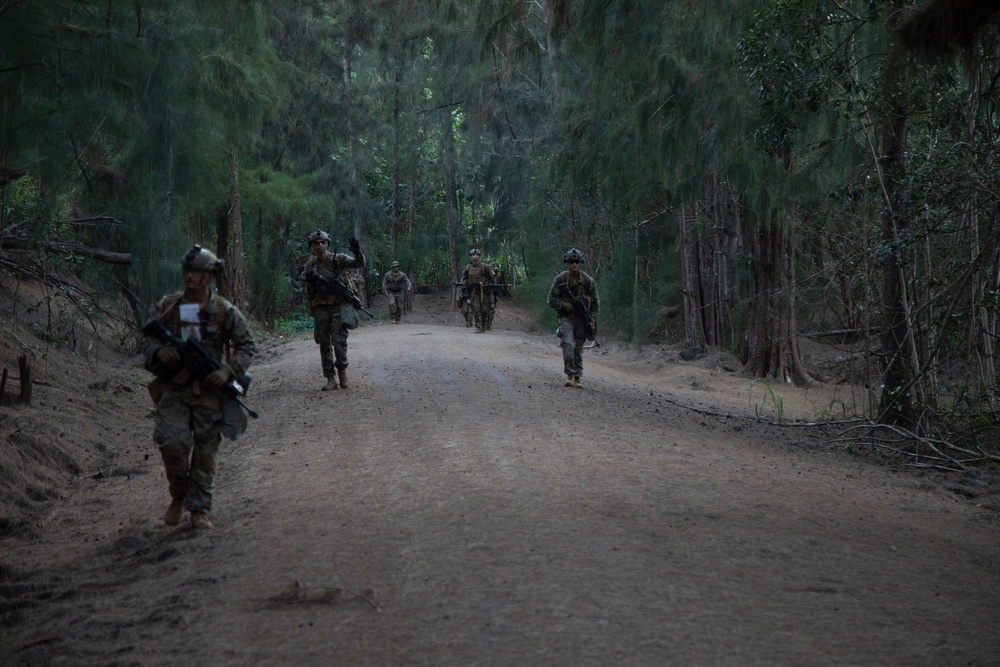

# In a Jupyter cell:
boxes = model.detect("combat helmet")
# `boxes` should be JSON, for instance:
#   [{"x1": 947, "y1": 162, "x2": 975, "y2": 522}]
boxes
[
  {"x1": 469, "y1": 247, "x2": 481, "y2": 256},
  {"x1": 563, "y1": 247, "x2": 585, "y2": 263},
  {"x1": 391, "y1": 260, "x2": 400, "y2": 268},
  {"x1": 181, "y1": 245, "x2": 223, "y2": 274},
  {"x1": 307, "y1": 230, "x2": 331, "y2": 245}
]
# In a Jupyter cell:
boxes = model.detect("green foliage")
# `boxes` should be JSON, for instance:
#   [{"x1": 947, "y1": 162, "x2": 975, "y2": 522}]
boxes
[
  {"x1": 274, "y1": 309, "x2": 314, "y2": 335},
  {"x1": 1, "y1": 176, "x2": 46, "y2": 230}
]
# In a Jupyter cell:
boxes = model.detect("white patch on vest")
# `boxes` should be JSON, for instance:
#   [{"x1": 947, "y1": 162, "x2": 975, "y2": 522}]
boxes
[{"x1": 179, "y1": 303, "x2": 201, "y2": 341}]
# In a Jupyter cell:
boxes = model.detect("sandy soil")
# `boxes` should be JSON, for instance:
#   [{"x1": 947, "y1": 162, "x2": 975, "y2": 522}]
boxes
[{"x1": 2, "y1": 292, "x2": 999, "y2": 666}]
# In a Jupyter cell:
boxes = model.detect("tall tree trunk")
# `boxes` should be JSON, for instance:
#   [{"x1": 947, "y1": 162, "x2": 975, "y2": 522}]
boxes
[
  {"x1": 408, "y1": 164, "x2": 417, "y2": 239},
  {"x1": 227, "y1": 149, "x2": 249, "y2": 311},
  {"x1": 679, "y1": 177, "x2": 744, "y2": 352},
  {"x1": 215, "y1": 207, "x2": 230, "y2": 299},
  {"x1": 719, "y1": 186, "x2": 742, "y2": 346},
  {"x1": 742, "y1": 210, "x2": 814, "y2": 386},
  {"x1": 678, "y1": 203, "x2": 705, "y2": 348},
  {"x1": 877, "y1": 13, "x2": 919, "y2": 429},
  {"x1": 442, "y1": 103, "x2": 460, "y2": 291},
  {"x1": 542, "y1": 0, "x2": 564, "y2": 99},
  {"x1": 342, "y1": 0, "x2": 368, "y2": 305},
  {"x1": 390, "y1": 67, "x2": 401, "y2": 255},
  {"x1": 700, "y1": 175, "x2": 720, "y2": 346}
]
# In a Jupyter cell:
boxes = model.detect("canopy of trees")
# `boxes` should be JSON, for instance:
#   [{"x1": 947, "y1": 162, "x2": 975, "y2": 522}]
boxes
[{"x1": 2, "y1": 1, "x2": 998, "y2": 452}]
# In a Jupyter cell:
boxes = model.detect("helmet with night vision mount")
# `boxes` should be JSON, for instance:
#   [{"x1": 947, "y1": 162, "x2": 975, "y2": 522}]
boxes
[{"x1": 181, "y1": 245, "x2": 223, "y2": 274}]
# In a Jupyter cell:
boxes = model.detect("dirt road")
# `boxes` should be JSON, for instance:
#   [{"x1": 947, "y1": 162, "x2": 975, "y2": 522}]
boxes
[{"x1": 5, "y1": 308, "x2": 1000, "y2": 666}]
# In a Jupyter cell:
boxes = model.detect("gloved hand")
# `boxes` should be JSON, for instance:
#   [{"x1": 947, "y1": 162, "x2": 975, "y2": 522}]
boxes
[
  {"x1": 348, "y1": 236, "x2": 361, "y2": 256},
  {"x1": 157, "y1": 346, "x2": 181, "y2": 365},
  {"x1": 561, "y1": 301, "x2": 574, "y2": 314},
  {"x1": 205, "y1": 367, "x2": 232, "y2": 388}
]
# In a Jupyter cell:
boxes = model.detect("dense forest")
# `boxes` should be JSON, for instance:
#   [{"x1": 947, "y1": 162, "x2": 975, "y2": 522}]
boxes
[{"x1": 2, "y1": 1, "x2": 999, "y2": 454}]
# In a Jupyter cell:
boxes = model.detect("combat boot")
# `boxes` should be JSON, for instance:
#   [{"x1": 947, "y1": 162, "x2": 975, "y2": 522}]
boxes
[
  {"x1": 191, "y1": 511, "x2": 213, "y2": 529},
  {"x1": 163, "y1": 498, "x2": 185, "y2": 526},
  {"x1": 322, "y1": 375, "x2": 339, "y2": 391},
  {"x1": 337, "y1": 367, "x2": 348, "y2": 389},
  {"x1": 573, "y1": 375, "x2": 584, "y2": 388},
  {"x1": 565, "y1": 375, "x2": 575, "y2": 387}
]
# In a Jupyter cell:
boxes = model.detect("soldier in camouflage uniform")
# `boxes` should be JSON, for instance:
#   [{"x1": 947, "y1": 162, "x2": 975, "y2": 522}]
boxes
[
  {"x1": 140, "y1": 246, "x2": 257, "y2": 529},
  {"x1": 547, "y1": 248, "x2": 599, "y2": 388},
  {"x1": 459, "y1": 248, "x2": 495, "y2": 333},
  {"x1": 382, "y1": 260, "x2": 412, "y2": 324},
  {"x1": 300, "y1": 230, "x2": 366, "y2": 390}
]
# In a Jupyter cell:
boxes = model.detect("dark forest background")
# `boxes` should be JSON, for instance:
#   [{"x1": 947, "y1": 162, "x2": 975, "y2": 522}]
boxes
[{"x1": 2, "y1": 1, "x2": 999, "y2": 453}]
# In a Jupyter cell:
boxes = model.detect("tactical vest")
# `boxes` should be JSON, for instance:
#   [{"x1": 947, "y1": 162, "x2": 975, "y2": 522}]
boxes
[
  {"x1": 556, "y1": 273, "x2": 595, "y2": 310},
  {"x1": 466, "y1": 262, "x2": 491, "y2": 284},
  {"x1": 159, "y1": 291, "x2": 231, "y2": 363}
]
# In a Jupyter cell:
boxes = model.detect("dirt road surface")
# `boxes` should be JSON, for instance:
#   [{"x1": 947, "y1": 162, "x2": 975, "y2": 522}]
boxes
[{"x1": 4, "y1": 296, "x2": 1000, "y2": 666}]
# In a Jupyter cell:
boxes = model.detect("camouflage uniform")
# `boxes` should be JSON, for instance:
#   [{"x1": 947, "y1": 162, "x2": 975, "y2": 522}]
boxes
[
  {"x1": 460, "y1": 254, "x2": 495, "y2": 332},
  {"x1": 382, "y1": 265, "x2": 412, "y2": 323},
  {"x1": 486, "y1": 261, "x2": 500, "y2": 330},
  {"x1": 141, "y1": 292, "x2": 256, "y2": 517},
  {"x1": 456, "y1": 286, "x2": 474, "y2": 327},
  {"x1": 547, "y1": 267, "x2": 599, "y2": 382},
  {"x1": 301, "y1": 249, "x2": 365, "y2": 382}
]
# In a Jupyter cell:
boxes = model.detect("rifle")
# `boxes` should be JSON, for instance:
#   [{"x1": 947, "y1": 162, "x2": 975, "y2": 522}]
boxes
[
  {"x1": 306, "y1": 270, "x2": 374, "y2": 318},
  {"x1": 141, "y1": 319, "x2": 259, "y2": 419},
  {"x1": 566, "y1": 285, "x2": 599, "y2": 347}
]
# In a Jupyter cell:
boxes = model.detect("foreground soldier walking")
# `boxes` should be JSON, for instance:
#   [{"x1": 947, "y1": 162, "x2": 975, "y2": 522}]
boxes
[
  {"x1": 140, "y1": 246, "x2": 257, "y2": 529},
  {"x1": 301, "y1": 230, "x2": 366, "y2": 390},
  {"x1": 547, "y1": 248, "x2": 600, "y2": 388}
]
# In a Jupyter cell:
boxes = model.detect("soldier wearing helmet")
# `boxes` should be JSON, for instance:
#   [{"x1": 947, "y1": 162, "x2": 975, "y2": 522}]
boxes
[
  {"x1": 140, "y1": 245, "x2": 257, "y2": 529},
  {"x1": 300, "y1": 230, "x2": 366, "y2": 390},
  {"x1": 459, "y1": 247, "x2": 496, "y2": 333},
  {"x1": 382, "y1": 260, "x2": 412, "y2": 324},
  {"x1": 547, "y1": 247, "x2": 600, "y2": 388}
]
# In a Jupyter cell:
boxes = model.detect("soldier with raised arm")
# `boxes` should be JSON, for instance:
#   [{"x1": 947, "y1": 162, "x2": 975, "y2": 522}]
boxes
[{"x1": 300, "y1": 230, "x2": 366, "y2": 390}]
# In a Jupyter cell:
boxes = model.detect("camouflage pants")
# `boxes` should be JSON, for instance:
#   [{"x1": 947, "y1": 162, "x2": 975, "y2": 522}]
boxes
[
  {"x1": 387, "y1": 292, "x2": 404, "y2": 321},
  {"x1": 459, "y1": 298, "x2": 474, "y2": 327},
  {"x1": 469, "y1": 288, "x2": 490, "y2": 328},
  {"x1": 487, "y1": 294, "x2": 497, "y2": 329},
  {"x1": 153, "y1": 382, "x2": 224, "y2": 513},
  {"x1": 556, "y1": 319, "x2": 588, "y2": 377},
  {"x1": 313, "y1": 304, "x2": 349, "y2": 377}
]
